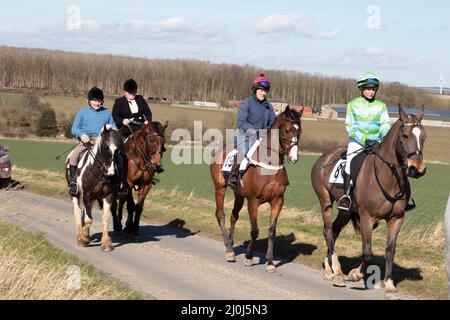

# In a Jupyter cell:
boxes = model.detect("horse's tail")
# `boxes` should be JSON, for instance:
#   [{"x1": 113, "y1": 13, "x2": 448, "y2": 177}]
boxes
[{"x1": 350, "y1": 212, "x2": 360, "y2": 234}]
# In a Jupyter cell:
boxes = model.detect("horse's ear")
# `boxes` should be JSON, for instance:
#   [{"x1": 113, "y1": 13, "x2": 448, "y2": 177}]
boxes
[
  {"x1": 163, "y1": 120, "x2": 169, "y2": 131},
  {"x1": 297, "y1": 106, "x2": 304, "y2": 118},
  {"x1": 418, "y1": 104, "x2": 425, "y2": 122},
  {"x1": 398, "y1": 103, "x2": 408, "y2": 121}
]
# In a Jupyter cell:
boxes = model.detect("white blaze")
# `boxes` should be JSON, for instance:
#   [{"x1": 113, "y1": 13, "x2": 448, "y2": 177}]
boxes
[
  {"x1": 289, "y1": 143, "x2": 298, "y2": 161},
  {"x1": 412, "y1": 127, "x2": 421, "y2": 151},
  {"x1": 107, "y1": 145, "x2": 117, "y2": 176}
]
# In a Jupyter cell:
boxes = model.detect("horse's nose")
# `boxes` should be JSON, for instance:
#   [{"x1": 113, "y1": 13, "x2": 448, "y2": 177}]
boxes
[
  {"x1": 408, "y1": 166, "x2": 426, "y2": 179},
  {"x1": 106, "y1": 164, "x2": 115, "y2": 176},
  {"x1": 288, "y1": 156, "x2": 298, "y2": 164}
]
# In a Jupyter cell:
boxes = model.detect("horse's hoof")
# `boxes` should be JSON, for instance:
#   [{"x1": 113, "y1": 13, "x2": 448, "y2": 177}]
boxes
[
  {"x1": 101, "y1": 244, "x2": 114, "y2": 252},
  {"x1": 333, "y1": 274, "x2": 346, "y2": 287},
  {"x1": 244, "y1": 258, "x2": 253, "y2": 267},
  {"x1": 385, "y1": 291, "x2": 401, "y2": 300},
  {"x1": 225, "y1": 252, "x2": 236, "y2": 262},
  {"x1": 265, "y1": 264, "x2": 276, "y2": 273},
  {"x1": 323, "y1": 272, "x2": 334, "y2": 281},
  {"x1": 347, "y1": 268, "x2": 364, "y2": 282},
  {"x1": 77, "y1": 239, "x2": 90, "y2": 247}
]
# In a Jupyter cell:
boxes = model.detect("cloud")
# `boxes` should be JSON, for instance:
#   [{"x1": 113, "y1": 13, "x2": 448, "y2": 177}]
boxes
[
  {"x1": 0, "y1": 17, "x2": 224, "y2": 47},
  {"x1": 253, "y1": 14, "x2": 342, "y2": 39},
  {"x1": 292, "y1": 47, "x2": 435, "y2": 71}
]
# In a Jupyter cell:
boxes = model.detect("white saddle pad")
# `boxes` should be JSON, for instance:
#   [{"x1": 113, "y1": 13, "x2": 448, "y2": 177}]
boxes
[
  {"x1": 221, "y1": 139, "x2": 262, "y2": 173},
  {"x1": 222, "y1": 150, "x2": 238, "y2": 173},
  {"x1": 329, "y1": 159, "x2": 346, "y2": 184}
]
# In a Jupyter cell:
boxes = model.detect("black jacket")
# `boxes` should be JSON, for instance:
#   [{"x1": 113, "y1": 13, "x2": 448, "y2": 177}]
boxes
[{"x1": 112, "y1": 95, "x2": 152, "y2": 136}]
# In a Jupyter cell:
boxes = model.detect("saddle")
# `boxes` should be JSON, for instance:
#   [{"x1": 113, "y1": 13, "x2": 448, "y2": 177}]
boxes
[
  {"x1": 221, "y1": 139, "x2": 262, "y2": 179},
  {"x1": 329, "y1": 149, "x2": 368, "y2": 189}
]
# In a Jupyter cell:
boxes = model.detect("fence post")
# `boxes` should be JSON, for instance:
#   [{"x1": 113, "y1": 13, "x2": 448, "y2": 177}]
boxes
[{"x1": 445, "y1": 194, "x2": 450, "y2": 300}]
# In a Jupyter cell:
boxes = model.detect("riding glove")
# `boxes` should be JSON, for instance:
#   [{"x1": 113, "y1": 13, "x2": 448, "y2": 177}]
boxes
[
  {"x1": 123, "y1": 118, "x2": 131, "y2": 126},
  {"x1": 365, "y1": 139, "x2": 380, "y2": 148},
  {"x1": 80, "y1": 134, "x2": 90, "y2": 143}
]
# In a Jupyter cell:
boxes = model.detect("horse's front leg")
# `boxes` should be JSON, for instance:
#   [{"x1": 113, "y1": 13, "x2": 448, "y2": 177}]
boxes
[
  {"x1": 266, "y1": 196, "x2": 284, "y2": 272},
  {"x1": 348, "y1": 214, "x2": 375, "y2": 284},
  {"x1": 133, "y1": 183, "x2": 152, "y2": 235},
  {"x1": 384, "y1": 215, "x2": 404, "y2": 300},
  {"x1": 72, "y1": 195, "x2": 87, "y2": 246},
  {"x1": 244, "y1": 198, "x2": 260, "y2": 267},
  {"x1": 111, "y1": 196, "x2": 121, "y2": 233},
  {"x1": 226, "y1": 192, "x2": 244, "y2": 262},
  {"x1": 79, "y1": 196, "x2": 93, "y2": 246},
  {"x1": 100, "y1": 196, "x2": 114, "y2": 252}
]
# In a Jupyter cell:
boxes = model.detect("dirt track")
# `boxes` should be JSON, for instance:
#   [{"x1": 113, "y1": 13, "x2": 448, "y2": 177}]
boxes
[{"x1": 0, "y1": 190, "x2": 400, "y2": 300}]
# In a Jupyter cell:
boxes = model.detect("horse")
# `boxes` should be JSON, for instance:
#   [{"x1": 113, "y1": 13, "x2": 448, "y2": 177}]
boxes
[
  {"x1": 111, "y1": 121, "x2": 168, "y2": 236},
  {"x1": 310, "y1": 105, "x2": 427, "y2": 299},
  {"x1": 210, "y1": 106, "x2": 303, "y2": 272},
  {"x1": 65, "y1": 124, "x2": 123, "y2": 251}
]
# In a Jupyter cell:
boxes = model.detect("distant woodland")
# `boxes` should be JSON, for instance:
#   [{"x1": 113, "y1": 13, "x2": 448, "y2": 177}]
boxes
[{"x1": 0, "y1": 46, "x2": 447, "y2": 109}]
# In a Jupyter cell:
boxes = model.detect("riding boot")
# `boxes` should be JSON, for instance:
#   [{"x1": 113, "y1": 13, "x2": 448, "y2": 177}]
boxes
[
  {"x1": 115, "y1": 165, "x2": 128, "y2": 196},
  {"x1": 227, "y1": 161, "x2": 240, "y2": 188},
  {"x1": 337, "y1": 173, "x2": 352, "y2": 211},
  {"x1": 67, "y1": 165, "x2": 78, "y2": 196},
  {"x1": 113, "y1": 151, "x2": 128, "y2": 196},
  {"x1": 155, "y1": 166, "x2": 165, "y2": 174}
]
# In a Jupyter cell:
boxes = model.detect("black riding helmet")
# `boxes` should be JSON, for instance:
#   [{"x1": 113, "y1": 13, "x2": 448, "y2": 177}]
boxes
[
  {"x1": 87, "y1": 87, "x2": 104, "y2": 101},
  {"x1": 123, "y1": 79, "x2": 138, "y2": 93}
]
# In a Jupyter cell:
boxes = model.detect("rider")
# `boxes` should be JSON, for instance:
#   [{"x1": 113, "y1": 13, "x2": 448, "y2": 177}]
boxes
[
  {"x1": 68, "y1": 87, "x2": 127, "y2": 197},
  {"x1": 337, "y1": 71, "x2": 392, "y2": 211},
  {"x1": 112, "y1": 78, "x2": 152, "y2": 137},
  {"x1": 228, "y1": 73, "x2": 276, "y2": 187},
  {"x1": 112, "y1": 79, "x2": 164, "y2": 174}
]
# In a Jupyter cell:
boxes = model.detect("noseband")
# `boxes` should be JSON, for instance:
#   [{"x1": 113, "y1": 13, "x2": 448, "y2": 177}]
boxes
[
  {"x1": 280, "y1": 120, "x2": 300, "y2": 158},
  {"x1": 398, "y1": 121, "x2": 424, "y2": 163}
]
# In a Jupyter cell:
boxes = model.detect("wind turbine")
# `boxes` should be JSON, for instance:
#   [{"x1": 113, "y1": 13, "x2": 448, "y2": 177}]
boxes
[{"x1": 440, "y1": 73, "x2": 447, "y2": 95}]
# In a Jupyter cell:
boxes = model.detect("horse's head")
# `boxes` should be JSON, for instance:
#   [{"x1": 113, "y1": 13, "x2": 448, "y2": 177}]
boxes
[
  {"x1": 96, "y1": 124, "x2": 123, "y2": 177},
  {"x1": 145, "y1": 120, "x2": 168, "y2": 170},
  {"x1": 279, "y1": 106, "x2": 303, "y2": 164},
  {"x1": 398, "y1": 105, "x2": 427, "y2": 179}
]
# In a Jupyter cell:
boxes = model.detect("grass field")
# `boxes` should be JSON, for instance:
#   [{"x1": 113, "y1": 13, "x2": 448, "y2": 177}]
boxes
[
  {"x1": 0, "y1": 220, "x2": 144, "y2": 300},
  {"x1": 2, "y1": 91, "x2": 450, "y2": 162}
]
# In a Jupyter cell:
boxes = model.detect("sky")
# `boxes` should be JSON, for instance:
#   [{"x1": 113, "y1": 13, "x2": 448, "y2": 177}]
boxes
[{"x1": 0, "y1": 0, "x2": 448, "y2": 87}]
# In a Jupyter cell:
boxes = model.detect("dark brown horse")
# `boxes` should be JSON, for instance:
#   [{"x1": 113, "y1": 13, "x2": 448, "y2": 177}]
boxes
[
  {"x1": 210, "y1": 106, "x2": 303, "y2": 272},
  {"x1": 311, "y1": 105, "x2": 426, "y2": 299},
  {"x1": 112, "y1": 121, "x2": 168, "y2": 235}
]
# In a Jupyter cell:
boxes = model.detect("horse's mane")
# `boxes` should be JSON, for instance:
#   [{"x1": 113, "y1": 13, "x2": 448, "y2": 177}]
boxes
[
  {"x1": 134, "y1": 122, "x2": 165, "y2": 141},
  {"x1": 92, "y1": 126, "x2": 122, "y2": 155},
  {"x1": 271, "y1": 108, "x2": 301, "y2": 129}
]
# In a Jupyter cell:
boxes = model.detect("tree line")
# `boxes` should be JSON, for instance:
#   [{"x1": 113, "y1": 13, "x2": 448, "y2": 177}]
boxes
[{"x1": 0, "y1": 46, "x2": 446, "y2": 110}]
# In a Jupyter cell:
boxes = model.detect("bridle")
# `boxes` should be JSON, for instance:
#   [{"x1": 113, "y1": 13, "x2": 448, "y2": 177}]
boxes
[
  {"x1": 279, "y1": 119, "x2": 301, "y2": 160},
  {"x1": 127, "y1": 124, "x2": 165, "y2": 174},
  {"x1": 372, "y1": 119, "x2": 423, "y2": 203},
  {"x1": 398, "y1": 121, "x2": 424, "y2": 166}
]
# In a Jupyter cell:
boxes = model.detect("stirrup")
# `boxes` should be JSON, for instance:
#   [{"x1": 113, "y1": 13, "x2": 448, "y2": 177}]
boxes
[{"x1": 337, "y1": 195, "x2": 352, "y2": 211}]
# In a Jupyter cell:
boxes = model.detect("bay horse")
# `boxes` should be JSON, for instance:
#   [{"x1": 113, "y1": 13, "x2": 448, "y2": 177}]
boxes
[
  {"x1": 65, "y1": 124, "x2": 123, "y2": 251},
  {"x1": 210, "y1": 106, "x2": 303, "y2": 272},
  {"x1": 111, "y1": 121, "x2": 168, "y2": 236},
  {"x1": 310, "y1": 105, "x2": 426, "y2": 299}
]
